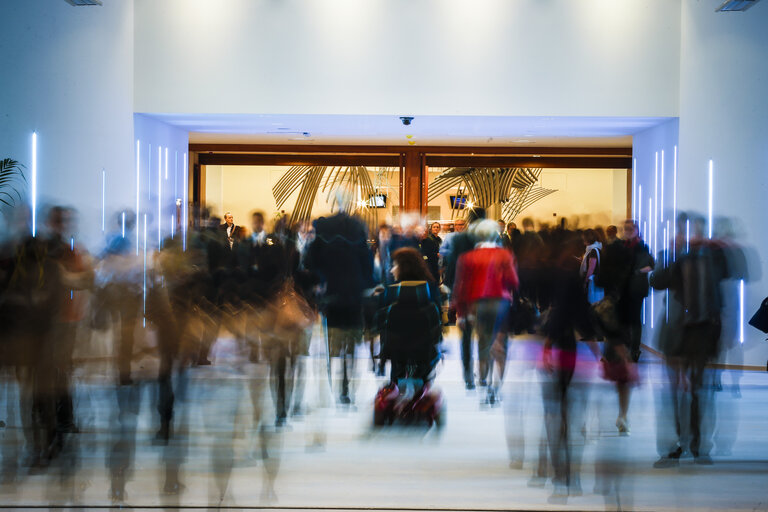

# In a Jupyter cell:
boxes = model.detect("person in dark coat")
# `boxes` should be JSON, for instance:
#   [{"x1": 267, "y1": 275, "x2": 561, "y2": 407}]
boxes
[
  {"x1": 420, "y1": 222, "x2": 442, "y2": 283},
  {"x1": 619, "y1": 220, "x2": 655, "y2": 362},
  {"x1": 651, "y1": 213, "x2": 728, "y2": 467},
  {"x1": 306, "y1": 208, "x2": 375, "y2": 404},
  {"x1": 375, "y1": 248, "x2": 442, "y2": 386}
]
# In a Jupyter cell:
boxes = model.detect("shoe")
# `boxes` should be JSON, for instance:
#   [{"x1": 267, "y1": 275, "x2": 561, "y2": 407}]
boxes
[
  {"x1": 509, "y1": 459, "x2": 524, "y2": 470},
  {"x1": 465, "y1": 381, "x2": 476, "y2": 391},
  {"x1": 339, "y1": 394, "x2": 352, "y2": 405},
  {"x1": 694, "y1": 455, "x2": 713, "y2": 465},
  {"x1": 653, "y1": 447, "x2": 682, "y2": 468},
  {"x1": 479, "y1": 379, "x2": 488, "y2": 387},
  {"x1": 275, "y1": 414, "x2": 287, "y2": 428},
  {"x1": 616, "y1": 417, "x2": 630, "y2": 436},
  {"x1": 549, "y1": 483, "x2": 569, "y2": 502},
  {"x1": 527, "y1": 475, "x2": 547, "y2": 488}
]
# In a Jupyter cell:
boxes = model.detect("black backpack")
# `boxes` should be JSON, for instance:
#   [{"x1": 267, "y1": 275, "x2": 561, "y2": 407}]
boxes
[{"x1": 377, "y1": 282, "x2": 441, "y2": 362}]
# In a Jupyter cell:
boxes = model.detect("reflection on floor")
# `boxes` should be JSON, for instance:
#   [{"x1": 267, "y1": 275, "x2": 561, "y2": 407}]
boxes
[{"x1": 0, "y1": 326, "x2": 766, "y2": 511}]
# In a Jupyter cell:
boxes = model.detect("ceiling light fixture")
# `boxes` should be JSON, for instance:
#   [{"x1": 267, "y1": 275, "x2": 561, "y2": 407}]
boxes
[
  {"x1": 716, "y1": 0, "x2": 760, "y2": 11},
  {"x1": 64, "y1": 0, "x2": 102, "y2": 5}
]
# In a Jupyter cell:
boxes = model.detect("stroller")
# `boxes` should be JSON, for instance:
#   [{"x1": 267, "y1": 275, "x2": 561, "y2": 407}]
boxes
[{"x1": 373, "y1": 281, "x2": 445, "y2": 428}]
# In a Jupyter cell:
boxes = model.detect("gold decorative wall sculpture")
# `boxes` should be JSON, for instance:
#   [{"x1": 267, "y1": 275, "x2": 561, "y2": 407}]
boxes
[
  {"x1": 427, "y1": 167, "x2": 557, "y2": 222},
  {"x1": 272, "y1": 165, "x2": 380, "y2": 226}
]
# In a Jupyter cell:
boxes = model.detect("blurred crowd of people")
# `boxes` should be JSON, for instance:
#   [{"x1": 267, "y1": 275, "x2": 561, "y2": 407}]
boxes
[{"x1": 0, "y1": 198, "x2": 756, "y2": 506}]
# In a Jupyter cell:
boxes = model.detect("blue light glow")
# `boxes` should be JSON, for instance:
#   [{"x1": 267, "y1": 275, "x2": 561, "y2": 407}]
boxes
[
  {"x1": 739, "y1": 279, "x2": 745, "y2": 344},
  {"x1": 158, "y1": 146, "x2": 163, "y2": 248},
  {"x1": 136, "y1": 140, "x2": 140, "y2": 255},
  {"x1": 101, "y1": 169, "x2": 106, "y2": 232},
  {"x1": 70, "y1": 236, "x2": 74, "y2": 251},
  {"x1": 660, "y1": 150, "x2": 665, "y2": 224},
  {"x1": 673, "y1": 146, "x2": 677, "y2": 261},
  {"x1": 632, "y1": 158, "x2": 637, "y2": 222},
  {"x1": 143, "y1": 213, "x2": 147, "y2": 328},
  {"x1": 708, "y1": 159, "x2": 713, "y2": 239},
  {"x1": 122, "y1": 211, "x2": 126, "y2": 238},
  {"x1": 31, "y1": 132, "x2": 37, "y2": 238},
  {"x1": 183, "y1": 152, "x2": 188, "y2": 252},
  {"x1": 171, "y1": 214, "x2": 175, "y2": 239}
]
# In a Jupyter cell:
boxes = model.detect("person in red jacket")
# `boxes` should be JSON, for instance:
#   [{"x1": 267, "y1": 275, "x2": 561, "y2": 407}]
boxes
[{"x1": 453, "y1": 219, "x2": 519, "y2": 405}]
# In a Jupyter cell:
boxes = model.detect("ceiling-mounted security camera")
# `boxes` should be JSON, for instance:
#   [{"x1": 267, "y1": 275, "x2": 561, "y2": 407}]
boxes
[{"x1": 400, "y1": 116, "x2": 414, "y2": 126}]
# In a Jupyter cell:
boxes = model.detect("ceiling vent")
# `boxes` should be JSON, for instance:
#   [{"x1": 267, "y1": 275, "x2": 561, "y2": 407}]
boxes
[
  {"x1": 64, "y1": 0, "x2": 103, "y2": 6},
  {"x1": 716, "y1": 0, "x2": 760, "y2": 11}
]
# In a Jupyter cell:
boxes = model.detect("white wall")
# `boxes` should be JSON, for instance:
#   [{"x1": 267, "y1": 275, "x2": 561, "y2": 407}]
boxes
[
  {"x1": 675, "y1": 1, "x2": 768, "y2": 367},
  {"x1": 0, "y1": 0, "x2": 135, "y2": 250},
  {"x1": 133, "y1": 114, "x2": 189, "y2": 250},
  {"x1": 133, "y1": 0, "x2": 680, "y2": 117},
  {"x1": 632, "y1": 0, "x2": 768, "y2": 367}
]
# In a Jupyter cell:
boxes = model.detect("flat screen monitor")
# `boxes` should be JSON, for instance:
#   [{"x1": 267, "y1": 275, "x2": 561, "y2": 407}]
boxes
[
  {"x1": 449, "y1": 195, "x2": 468, "y2": 209},
  {"x1": 367, "y1": 194, "x2": 387, "y2": 208}
]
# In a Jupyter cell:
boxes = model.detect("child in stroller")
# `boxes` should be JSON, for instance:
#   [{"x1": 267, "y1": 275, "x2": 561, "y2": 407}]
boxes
[{"x1": 373, "y1": 248, "x2": 444, "y2": 427}]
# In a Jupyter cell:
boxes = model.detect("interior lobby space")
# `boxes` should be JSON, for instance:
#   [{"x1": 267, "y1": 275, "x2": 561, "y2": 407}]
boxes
[{"x1": 2, "y1": 1, "x2": 768, "y2": 511}]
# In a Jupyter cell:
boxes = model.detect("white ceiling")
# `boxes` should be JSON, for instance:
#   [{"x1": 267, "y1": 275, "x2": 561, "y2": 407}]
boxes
[{"x1": 145, "y1": 113, "x2": 672, "y2": 147}]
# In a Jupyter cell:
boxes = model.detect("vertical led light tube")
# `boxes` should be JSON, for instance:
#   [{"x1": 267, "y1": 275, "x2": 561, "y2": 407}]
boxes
[
  {"x1": 183, "y1": 152, "x2": 188, "y2": 251},
  {"x1": 686, "y1": 219, "x2": 690, "y2": 253},
  {"x1": 31, "y1": 132, "x2": 38, "y2": 237},
  {"x1": 174, "y1": 150, "x2": 178, "y2": 199},
  {"x1": 147, "y1": 144, "x2": 152, "y2": 200},
  {"x1": 136, "y1": 140, "x2": 140, "y2": 255},
  {"x1": 653, "y1": 152, "x2": 658, "y2": 256},
  {"x1": 143, "y1": 213, "x2": 147, "y2": 328},
  {"x1": 171, "y1": 214, "x2": 175, "y2": 240},
  {"x1": 708, "y1": 159, "x2": 714, "y2": 239},
  {"x1": 122, "y1": 211, "x2": 126, "y2": 238},
  {"x1": 660, "y1": 150, "x2": 665, "y2": 224},
  {"x1": 101, "y1": 169, "x2": 106, "y2": 232},
  {"x1": 673, "y1": 145, "x2": 678, "y2": 261},
  {"x1": 739, "y1": 279, "x2": 745, "y2": 343},
  {"x1": 632, "y1": 158, "x2": 637, "y2": 222},
  {"x1": 638, "y1": 186, "x2": 642, "y2": 233},
  {"x1": 158, "y1": 146, "x2": 163, "y2": 248}
]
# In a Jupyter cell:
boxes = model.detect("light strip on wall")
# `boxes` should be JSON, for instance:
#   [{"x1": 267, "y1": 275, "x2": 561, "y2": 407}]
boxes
[
  {"x1": 174, "y1": 150, "x2": 178, "y2": 199},
  {"x1": 183, "y1": 152, "x2": 188, "y2": 251},
  {"x1": 143, "y1": 213, "x2": 147, "y2": 327},
  {"x1": 632, "y1": 158, "x2": 637, "y2": 222},
  {"x1": 171, "y1": 214, "x2": 175, "y2": 240},
  {"x1": 686, "y1": 218, "x2": 690, "y2": 253},
  {"x1": 638, "y1": 185, "x2": 642, "y2": 234},
  {"x1": 708, "y1": 159, "x2": 714, "y2": 239},
  {"x1": 136, "y1": 139, "x2": 140, "y2": 255},
  {"x1": 101, "y1": 169, "x2": 106, "y2": 232},
  {"x1": 654, "y1": 152, "x2": 658, "y2": 257},
  {"x1": 148, "y1": 144, "x2": 152, "y2": 200},
  {"x1": 158, "y1": 146, "x2": 163, "y2": 248},
  {"x1": 660, "y1": 150, "x2": 665, "y2": 224},
  {"x1": 122, "y1": 211, "x2": 126, "y2": 238},
  {"x1": 740, "y1": 279, "x2": 745, "y2": 343},
  {"x1": 31, "y1": 132, "x2": 37, "y2": 237},
  {"x1": 673, "y1": 145, "x2": 678, "y2": 261}
]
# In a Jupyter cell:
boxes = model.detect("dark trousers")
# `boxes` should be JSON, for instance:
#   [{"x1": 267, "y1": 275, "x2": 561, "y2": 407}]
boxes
[{"x1": 460, "y1": 321, "x2": 474, "y2": 384}]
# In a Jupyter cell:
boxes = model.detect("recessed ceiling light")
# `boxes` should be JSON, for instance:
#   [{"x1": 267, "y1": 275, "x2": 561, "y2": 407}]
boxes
[{"x1": 716, "y1": 0, "x2": 760, "y2": 11}]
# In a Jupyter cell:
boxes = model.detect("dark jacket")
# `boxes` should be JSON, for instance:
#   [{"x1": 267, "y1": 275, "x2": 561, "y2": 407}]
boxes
[
  {"x1": 420, "y1": 233, "x2": 442, "y2": 283},
  {"x1": 307, "y1": 213, "x2": 375, "y2": 328},
  {"x1": 375, "y1": 280, "x2": 442, "y2": 362}
]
